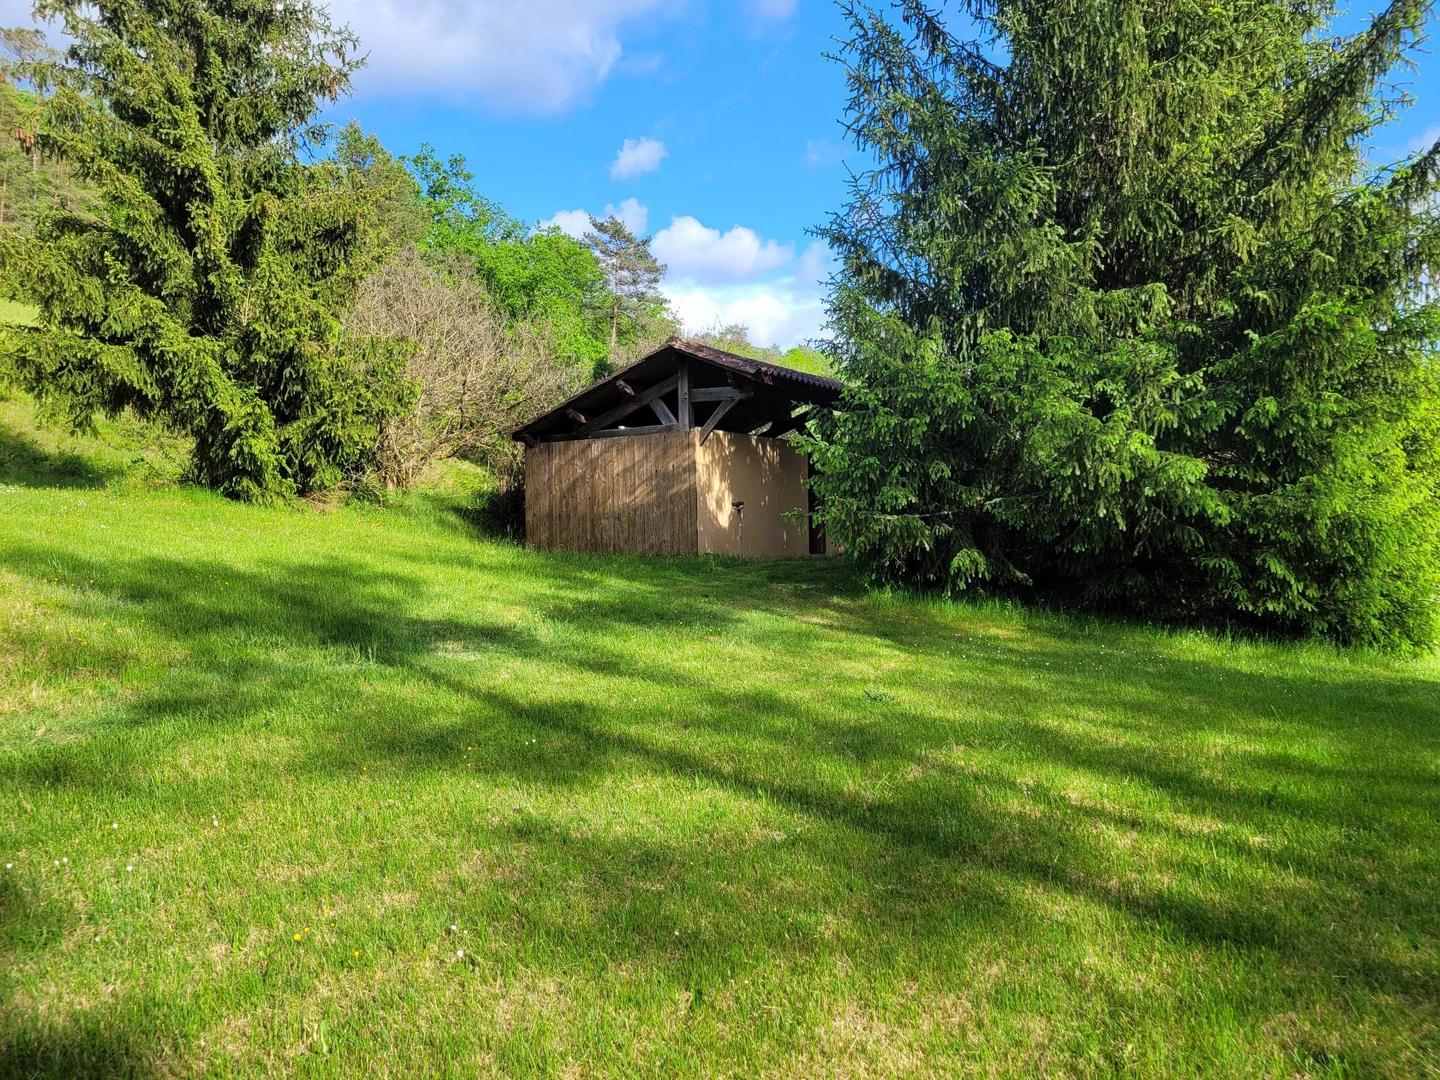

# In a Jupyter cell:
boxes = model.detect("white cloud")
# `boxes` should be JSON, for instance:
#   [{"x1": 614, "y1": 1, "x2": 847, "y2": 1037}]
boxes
[
  {"x1": 539, "y1": 208, "x2": 592, "y2": 239},
  {"x1": 605, "y1": 197, "x2": 649, "y2": 235},
  {"x1": 0, "y1": 0, "x2": 670, "y2": 115},
  {"x1": 1405, "y1": 124, "x2": 1440, "y2": 155},
  {"x1": 540, "y1": 198, "x2": 648, "y2": 239},
  {"x1": 651, "y1": 215, "x2": 793, "y2": 282},
  {"x1": 664, "y1": 283, "x2": 825, "y2": 350},
  {"x1": 610, "y1": 137, "x2": 667, "y2": 180},
  {"x1": 327, "y1": 0, "x2": 671, "y2": 114},
  {"x1": 662, "y1": 241, "x2": 835, "y2": 350}
]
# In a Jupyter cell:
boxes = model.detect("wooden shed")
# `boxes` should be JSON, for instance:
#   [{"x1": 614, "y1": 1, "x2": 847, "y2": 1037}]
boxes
[{"x1": 512, "y1": 339, "x2": 843, "y2": 558}]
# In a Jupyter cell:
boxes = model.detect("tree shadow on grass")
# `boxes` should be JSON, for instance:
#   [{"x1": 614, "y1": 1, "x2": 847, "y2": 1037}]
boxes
[
  {"x1": 0, "y1": 999, "x2": 178, "y2": 1079},
  {"x1": 1, "y1": 537, "x2": 1437, "y2": 1071},
  {"x1": 0, "y1": 421, "x2": 118, "y2": 489}
]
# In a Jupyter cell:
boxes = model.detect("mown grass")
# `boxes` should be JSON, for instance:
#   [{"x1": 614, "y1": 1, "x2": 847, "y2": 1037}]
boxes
[
  {"x1": 0, "y1": 300, "x2": 38, "y2": 327},
  {"x1": 1, "y1": 394, "x2": 1437, "y2": 1078}
]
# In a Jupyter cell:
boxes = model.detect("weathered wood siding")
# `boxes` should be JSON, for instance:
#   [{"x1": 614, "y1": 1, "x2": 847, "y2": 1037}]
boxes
[{"x1": 524, "y1": 431, "x2": 699, "y2": 555}]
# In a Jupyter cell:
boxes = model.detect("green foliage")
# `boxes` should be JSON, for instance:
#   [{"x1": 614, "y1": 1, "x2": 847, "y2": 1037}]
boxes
[
  {"x1": 485, "y1": 228, "x2": 611, "y2": 375},
  {"x1": 810, "y1": 0, "x2": 1440, "y2": 649},
  {"x1": 331, "y1": 123, "x2": 426, "y2": 262},
  {"x1": 406, "y1": 145, "x2": 613, "y2": 376},
  {"x1": 0, "y1": 0, "x2": 411, "y2": 501}
]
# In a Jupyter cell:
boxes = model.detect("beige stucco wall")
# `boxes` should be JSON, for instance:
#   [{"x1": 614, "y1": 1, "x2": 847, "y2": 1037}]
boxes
[{"x1": 695, "y1": 429, "x2": 810, "y2": 559}]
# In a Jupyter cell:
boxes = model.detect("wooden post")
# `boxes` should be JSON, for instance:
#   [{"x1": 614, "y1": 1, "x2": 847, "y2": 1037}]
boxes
[{"x1": 676, "y1": 360, "x2": 692, "y2": 428}]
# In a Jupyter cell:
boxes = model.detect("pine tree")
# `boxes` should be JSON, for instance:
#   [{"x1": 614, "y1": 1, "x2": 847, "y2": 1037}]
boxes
[
  {"x1": 584, "y1": 215, "x2": 666, "y2": 361},
  {"x1": 810, "y1": 0, "x2": 1440, "y2": 648},
  {"x1": 0, "y1": 0, "x2": 411, "y2": 500}
]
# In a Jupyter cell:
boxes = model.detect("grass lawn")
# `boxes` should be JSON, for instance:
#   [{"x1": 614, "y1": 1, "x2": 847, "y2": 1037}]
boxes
[
  {"x1": 2, "y1": 394, "x2": 1438, "y2": 1078},
  {"x1": 0, "y1": 300, "x2": 39, "y2": 327}
]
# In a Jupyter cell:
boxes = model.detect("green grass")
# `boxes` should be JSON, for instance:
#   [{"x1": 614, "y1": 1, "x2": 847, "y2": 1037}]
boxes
[
  {"x1": 1, "y1": 396, "x2": 1437, "y2": 1078},
  {"x1": 0, "y1": 299, "x2": 39, "y2": 327}
]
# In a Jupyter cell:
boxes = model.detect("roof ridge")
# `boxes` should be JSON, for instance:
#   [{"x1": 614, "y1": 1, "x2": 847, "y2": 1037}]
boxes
[{"x1": 668, "y1": 338, "x2": 843, "y2": 390}]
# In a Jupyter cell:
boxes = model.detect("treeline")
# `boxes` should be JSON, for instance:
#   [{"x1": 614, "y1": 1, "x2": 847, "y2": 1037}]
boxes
[
  {"x1": 331, "y1": 128, "x2": 680, "y2": 490},
  {"x1": 0, "y1": 4, "x2": 690, "y2": 502}
]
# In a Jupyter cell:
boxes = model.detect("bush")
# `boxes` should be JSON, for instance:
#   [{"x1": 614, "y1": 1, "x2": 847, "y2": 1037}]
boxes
[{"x1": 345, "y1": 248, "x2": 583, "y2": 491}]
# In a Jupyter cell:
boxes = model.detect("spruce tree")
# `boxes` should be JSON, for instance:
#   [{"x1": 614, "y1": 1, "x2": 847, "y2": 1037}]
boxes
[
  {"x1": 0, "y1": 0, "x2": 410, "y2": 500},
  {"x1": 584, "y1": 214, "x2": 666, "y2": 360},
  {"x1": 810, "y1": 0, "x2": 1440, "y2": 648}
]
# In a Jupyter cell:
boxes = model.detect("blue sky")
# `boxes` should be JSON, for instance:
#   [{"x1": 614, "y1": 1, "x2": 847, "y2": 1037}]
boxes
[
  {"x1": 315, "y1": 0, "x2": 862, "y2": 349},
  {"x1": 4, "y1": 1, "x2": 1437, "y2": 348}
]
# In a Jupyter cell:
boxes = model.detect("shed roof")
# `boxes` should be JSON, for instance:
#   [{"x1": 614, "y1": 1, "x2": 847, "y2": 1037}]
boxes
[{"x1": 511, "y1": 339, "x2": 843, "y2": 444}]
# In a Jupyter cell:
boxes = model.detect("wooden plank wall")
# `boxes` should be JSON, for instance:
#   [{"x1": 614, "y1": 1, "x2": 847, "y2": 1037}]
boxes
[{"x1": 524, "y1": 431, "x2": 698, "y2": 555}]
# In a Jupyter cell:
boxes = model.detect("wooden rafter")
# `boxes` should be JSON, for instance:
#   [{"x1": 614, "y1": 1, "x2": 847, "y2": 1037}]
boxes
[
  {"x1": 767, "y1": 409, "x2": 811, "y2": 439},
  {"x1": 579, "y1": 374, "x2": 679, "y2": 433},
  {"x1": 542, "y1": 423, "x2": 676, "y2": 443},
  {"x1": 699, "y1": 392, "x2": 751, "y2": 444},
  {"x1": 691, "y1": 387, "x2": 750, "y2": 403}
]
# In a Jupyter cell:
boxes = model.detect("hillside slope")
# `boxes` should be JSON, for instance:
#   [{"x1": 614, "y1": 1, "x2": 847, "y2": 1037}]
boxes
[{"x1": 1, "y1": 395, "x2": 1437, "y2": 1077}]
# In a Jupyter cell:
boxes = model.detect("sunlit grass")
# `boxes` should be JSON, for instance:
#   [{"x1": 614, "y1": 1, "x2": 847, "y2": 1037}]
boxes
[
  {"x1": 0, "y1": 299, "x2": 38, "y2": 326},
  {"x1": 1, "y1": 395, "x2": 1437, "y2": 1077}
]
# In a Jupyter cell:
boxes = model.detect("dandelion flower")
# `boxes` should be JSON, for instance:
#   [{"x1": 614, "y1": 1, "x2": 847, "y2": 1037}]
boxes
[
  {"x1": 293, "y1": 932, "x2": 303, "y2": 942},
  {"x1": 353, "y1": 950, "x2": 360, "y2": 958}
]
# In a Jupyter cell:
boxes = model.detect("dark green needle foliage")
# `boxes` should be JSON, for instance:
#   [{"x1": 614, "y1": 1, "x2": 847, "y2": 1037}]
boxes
[
  {"x1": 0, "y1": 0, "x2": 412, "y2": 500},
  {"x1": 809, "y1": 0, "x2": 1440, "y2": 649}
]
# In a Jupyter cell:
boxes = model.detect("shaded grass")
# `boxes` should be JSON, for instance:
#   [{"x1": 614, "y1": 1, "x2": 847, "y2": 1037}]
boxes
[
  {"x1": 0, "y1": 397, "x2": 1437, "y2": 1077},
  {"x1": 0, "y1": 394, "x2": 187, "y2": 491}
]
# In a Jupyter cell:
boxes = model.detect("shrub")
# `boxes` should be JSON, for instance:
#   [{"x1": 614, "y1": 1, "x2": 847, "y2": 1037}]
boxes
[{"x1": 344, "y1": 248, "x2": 583, "y2": 491}]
